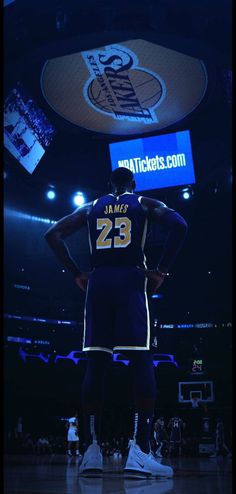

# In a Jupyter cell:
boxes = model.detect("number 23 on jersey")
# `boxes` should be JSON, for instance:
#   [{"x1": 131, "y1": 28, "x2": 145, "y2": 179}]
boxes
[{"x1": 96, "y1": 217, "x2": 131, "y2": 249}]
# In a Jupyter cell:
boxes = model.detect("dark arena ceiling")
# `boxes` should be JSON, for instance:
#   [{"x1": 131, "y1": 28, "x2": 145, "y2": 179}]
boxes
[
  {"x1": 4, "y1": 0, "x2": 232, "y2": 323},
  {"x1": 4, "y1": 0, "x2": 232, "y2": 207}
]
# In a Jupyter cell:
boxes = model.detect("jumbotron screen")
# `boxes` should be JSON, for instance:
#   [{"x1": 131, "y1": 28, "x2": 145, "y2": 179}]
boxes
[
  {"x1": 4, "y1": 83, "x2": 56, "y2": 174},
  {"x1": 109, "y1": 130, "x2": 196, "y2": 191}
]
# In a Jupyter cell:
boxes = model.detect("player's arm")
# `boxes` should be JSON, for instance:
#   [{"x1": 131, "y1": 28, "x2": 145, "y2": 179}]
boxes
[
  {"x1": 141, "y1": 196, "x2": 188, "y2": 272},
  {"x1": 44, "y1": 203, "x2": 93, "y2": 289},
  {"x1": 140, "y1": 197, "x2": 188, "y2": 291}
]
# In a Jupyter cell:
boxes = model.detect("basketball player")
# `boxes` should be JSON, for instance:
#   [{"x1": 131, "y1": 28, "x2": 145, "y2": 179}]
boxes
[
  {"x1": 66, "y1": 412, "x2": 80, "y2": 456},
  {"x1": 44, "y1": 167, "x2": 187, "y2": 477},
  {"x1": 168, "y1": 415, "x2": 184, "y2": 457}
]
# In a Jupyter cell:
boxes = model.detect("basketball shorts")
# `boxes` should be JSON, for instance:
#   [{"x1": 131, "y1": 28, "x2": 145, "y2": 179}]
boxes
[
  {"x1": 67, "y1": 429, "x2": 79, "y2": 442},
  {"x1": 83, "y1": 266, "x2": 150, "y2": 354}
]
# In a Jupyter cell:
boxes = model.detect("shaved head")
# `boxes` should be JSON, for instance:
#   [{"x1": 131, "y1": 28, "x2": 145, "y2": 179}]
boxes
[{"x1": 110, "y1": 167, "x2": 135, "y2": 192}]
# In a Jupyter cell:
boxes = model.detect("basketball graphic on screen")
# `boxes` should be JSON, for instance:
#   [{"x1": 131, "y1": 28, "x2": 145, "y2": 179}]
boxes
[{"x1": 87, "y1": 69, "x2": 163, "y2": 114}]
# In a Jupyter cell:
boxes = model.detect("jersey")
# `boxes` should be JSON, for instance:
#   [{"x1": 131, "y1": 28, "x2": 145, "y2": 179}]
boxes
[
  {"x1": 87, "y1": 192, "x2": 148, "y2": 269},
  {"x1": 169, "y1": 417, "x2": 183, "y2": 443}
]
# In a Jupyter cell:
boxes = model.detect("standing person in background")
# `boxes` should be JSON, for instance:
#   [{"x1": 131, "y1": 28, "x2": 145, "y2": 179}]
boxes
[
  {"x1": 66, "y1": 412, "x2": 80, "y2": 456},
  {"x1": 45, "y1": 167, "x2": 188, "y2": 478},
  {"x1": 36, "y1": 435, "x2": 53, "y2": 455},
  {"x1": 154, "y1": 417, "x2": 169, "y2": 458},
  {"x1": 168, "y1": 415, "x2": 185, "y2": 457},
  {"x1": 15, "y1": 417, "x2": 23, "y2": 440},
  {"x1": 210, "y1": 417, "x2": 231, "y2": 457}
]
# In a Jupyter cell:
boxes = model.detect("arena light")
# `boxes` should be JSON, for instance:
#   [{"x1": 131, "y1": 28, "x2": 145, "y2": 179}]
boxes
[
  {"x1": 181, "y1": 186, "x2": 193, "y2": 200},
  {"x1": 46, "y1": 189, "x2": 56, "y2": 200},
  {"x1": 73, "y1": 192, "x2": 85, "y2": 207},
  {"x1": 4, "y1": 208, "x2": 56, "y2": 224},
  {"x1": 31, "y1": 216, "x2": 52, "y2": 223},
  {"x1": 183, "y1": 190, "x2": 190, "y2": 199}
]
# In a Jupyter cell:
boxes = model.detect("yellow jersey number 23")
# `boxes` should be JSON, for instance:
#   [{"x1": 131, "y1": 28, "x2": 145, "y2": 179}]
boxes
[{"x1": 96, "y1": 217, "x2": 131, "y2": 249}]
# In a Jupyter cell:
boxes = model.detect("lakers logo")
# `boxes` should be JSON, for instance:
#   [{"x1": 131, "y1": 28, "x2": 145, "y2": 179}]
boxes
[
  {"x1": 82, "y1": 45, "x2": 165, "y2": 124},
  {"x1": 41, "y1": 38, "x2": 207, "y2": 135}
]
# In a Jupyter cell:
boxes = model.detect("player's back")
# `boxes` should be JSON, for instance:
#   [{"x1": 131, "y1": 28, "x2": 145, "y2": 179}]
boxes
[{"x1": 87, "y1": 192, "x2": 148, "y2": 269}]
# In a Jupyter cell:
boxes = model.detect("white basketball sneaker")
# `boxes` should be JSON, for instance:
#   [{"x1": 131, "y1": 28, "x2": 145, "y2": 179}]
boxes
[
  {"x1": 79, "y1": 440, "x2": 103, "y2": 476},
  {"x1": 124, "y1": 442, "x2": 173, "y2": 478}
]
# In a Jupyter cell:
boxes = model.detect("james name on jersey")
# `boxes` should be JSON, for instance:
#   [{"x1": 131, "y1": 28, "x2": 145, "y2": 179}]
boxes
[{"x1": 104, "y1": 204, "x2": 129, "y2": 214}]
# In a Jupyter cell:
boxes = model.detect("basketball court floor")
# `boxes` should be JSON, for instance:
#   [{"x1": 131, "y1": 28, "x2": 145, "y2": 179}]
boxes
[{"x1": 4, "y1": 454, "x2": 232, "y2": 494}]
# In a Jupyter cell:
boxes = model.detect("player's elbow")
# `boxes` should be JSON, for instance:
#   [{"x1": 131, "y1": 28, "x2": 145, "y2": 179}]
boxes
[
  {"x1": 168, "y1": 211, "x2": 188, "y2": 235},
  {"x1": 44, "y1": 229, "x2": 53, "y2": 242},
  {"x1": 44, "y1": 228, "x2": 60, "y2": 243}
]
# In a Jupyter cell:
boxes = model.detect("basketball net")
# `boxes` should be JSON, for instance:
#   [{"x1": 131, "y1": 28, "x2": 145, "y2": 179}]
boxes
[{"x1": 191, "y1": 397, "x2": 199, "y2": 408}]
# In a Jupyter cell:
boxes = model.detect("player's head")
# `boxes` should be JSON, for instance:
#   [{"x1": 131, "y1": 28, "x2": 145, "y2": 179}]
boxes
[{"x1": 109, "y1": 167, "x2": 135, "y2": 193}]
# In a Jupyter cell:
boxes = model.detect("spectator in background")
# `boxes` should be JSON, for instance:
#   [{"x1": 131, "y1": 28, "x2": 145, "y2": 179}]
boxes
[
  {"x1": 22, "y1": 433, "x2": 35, "y2": 454},
  {"x1": 154, "y1": 417, "x2": 169, "y2": 458},
  {"x1": 15, "y1": 417, "x2": 23, "y2": 440},
  {"x1": 211, "y1": 418, "x2": 231, "y2": 458},
  {"x1": 36, "y1": 436, "x2": 53, "y2": 455},
  {"x1": 66, "y1": 412, "x2": 80, "y2": 456},
  {"x1": 111, "y1": 438, "x2": 122, "y2": 458},
  {"x1": 119, "y1": 436, "x2": 127, "y2": 457}
]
